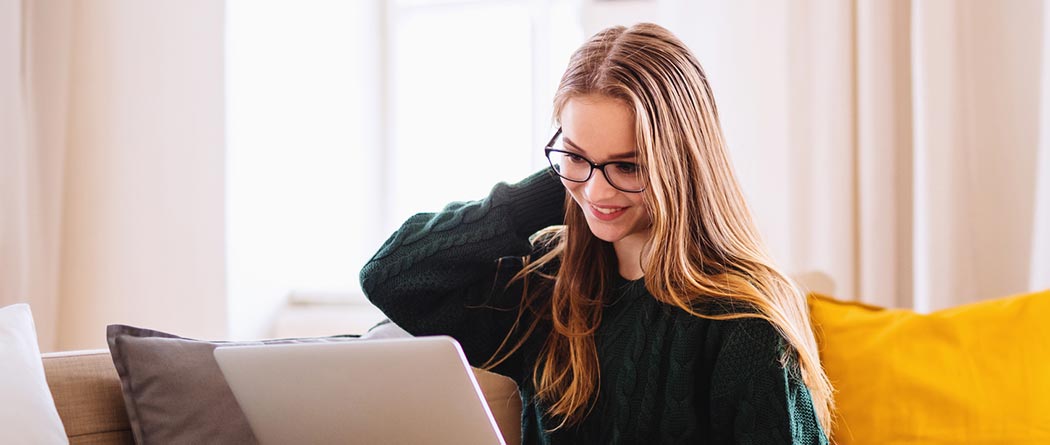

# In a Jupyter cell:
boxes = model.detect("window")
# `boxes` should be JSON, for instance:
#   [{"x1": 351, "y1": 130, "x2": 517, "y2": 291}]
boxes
[{"x1": 226, "y1": 0, "x2": 582, "y2": 339}]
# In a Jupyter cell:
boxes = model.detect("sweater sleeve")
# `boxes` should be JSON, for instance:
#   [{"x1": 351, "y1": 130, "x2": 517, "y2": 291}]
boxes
[
  {"x1": 708, "y1": 319, "x2": 829, "y2": 445},
  {"x1": 359, "y1": 169, "x2": 565, "y2": 377}
]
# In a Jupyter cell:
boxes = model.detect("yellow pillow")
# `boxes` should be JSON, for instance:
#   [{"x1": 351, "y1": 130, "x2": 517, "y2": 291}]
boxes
[{"x1": 809, "y1": 290, "x2": 1050, "y2": 445}]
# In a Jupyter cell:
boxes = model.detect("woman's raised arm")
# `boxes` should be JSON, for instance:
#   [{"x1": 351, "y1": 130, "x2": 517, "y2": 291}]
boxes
[{"x1": 360, "y1": 170, "x2": 564, "y2": 377}]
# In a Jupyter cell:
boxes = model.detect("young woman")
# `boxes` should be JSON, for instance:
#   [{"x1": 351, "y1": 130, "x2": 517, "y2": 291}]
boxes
[{"x1": 361, "y1": 23, "x2": 833, "y2": 444}]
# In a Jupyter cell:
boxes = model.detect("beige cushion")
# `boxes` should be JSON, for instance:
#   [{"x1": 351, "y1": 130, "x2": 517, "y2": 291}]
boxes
[
  {"x1": 42, "y1": 351, "x2": 132, "y2": 445},
  {"x1": 472, "y1": 367, "x2": 523, "y2": 445}
]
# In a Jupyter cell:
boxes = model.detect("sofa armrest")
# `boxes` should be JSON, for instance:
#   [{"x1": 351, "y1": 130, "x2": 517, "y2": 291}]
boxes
[{"x1": 42, "y1": 350, "x2": 133, "y2": 445}]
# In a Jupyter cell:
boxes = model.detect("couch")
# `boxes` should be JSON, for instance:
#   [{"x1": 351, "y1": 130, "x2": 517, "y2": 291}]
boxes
[
  {"x1": 42, "y1": 350, "x2": 133, "y2": 444},
  {"x1": 39, "y1": 288, "x2": 1050, "y2": 445},
  {"x1": 41, "y1": 348, "x2": 523, "y2": 445}
]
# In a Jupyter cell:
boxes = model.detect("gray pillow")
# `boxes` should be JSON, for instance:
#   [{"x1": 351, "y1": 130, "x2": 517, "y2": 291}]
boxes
[{"x1": 105, "y1": 324, "x2": 357, "y2": 445}]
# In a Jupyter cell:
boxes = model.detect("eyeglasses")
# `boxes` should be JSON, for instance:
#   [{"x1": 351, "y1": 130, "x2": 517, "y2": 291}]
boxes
[{"x1": 544, "y1": 128, "x2": 646, "y2": 193}]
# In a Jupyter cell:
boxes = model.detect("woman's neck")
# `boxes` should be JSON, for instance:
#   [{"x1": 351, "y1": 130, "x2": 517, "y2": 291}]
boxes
[{"x1": 613, "y1": 230, "x2": 651, "y2": 280}]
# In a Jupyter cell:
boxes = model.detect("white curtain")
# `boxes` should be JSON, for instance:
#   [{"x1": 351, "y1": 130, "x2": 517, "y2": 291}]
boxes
[
  {"x1": 1, "y1": 0, "x2": 70, "y2": 352},
  {"x1": 1034, "y1": 0, "x2": 1050, "y2": 292},
  {"x1": 582, "y1": 0, "x2": 1050, "y2": 310},
  {"x1": 1, "y1": 0, "x2": 227, "y2": 352}
]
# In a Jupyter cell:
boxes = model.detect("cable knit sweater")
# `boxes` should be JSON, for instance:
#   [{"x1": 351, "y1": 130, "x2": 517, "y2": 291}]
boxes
[{"x1": 360, "y1": 170, "x2": 828, "y2": 445}]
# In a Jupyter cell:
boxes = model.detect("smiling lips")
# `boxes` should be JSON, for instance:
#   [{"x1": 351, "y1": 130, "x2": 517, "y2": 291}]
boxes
[{"x1": 589, "y1": 203, "x2": 628, "y2": 221}]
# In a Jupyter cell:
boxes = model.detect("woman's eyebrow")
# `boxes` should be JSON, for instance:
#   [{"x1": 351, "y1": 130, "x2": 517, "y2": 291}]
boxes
[{"x1": 563, "y1": 136, "x2": 638, "y2": 161}]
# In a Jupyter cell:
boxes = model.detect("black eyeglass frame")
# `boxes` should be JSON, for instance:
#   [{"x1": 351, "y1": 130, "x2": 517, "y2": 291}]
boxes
[{"x1": 543, "y1": 128, "x2": 647, "y2": 193}]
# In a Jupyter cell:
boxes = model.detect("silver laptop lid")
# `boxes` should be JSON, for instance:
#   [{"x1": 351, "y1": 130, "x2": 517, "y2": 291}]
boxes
[{"x1": 214, "y1": 336, "x2": 507, "y2": 445}]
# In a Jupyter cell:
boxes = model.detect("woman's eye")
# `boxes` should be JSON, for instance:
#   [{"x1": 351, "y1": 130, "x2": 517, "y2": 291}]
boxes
[
  {"x1": 565, "y1": 153, "x2": 587, "y2": 163},
  {"x1": 615, "y1": 163, "x2": 639, "y2": 174}
]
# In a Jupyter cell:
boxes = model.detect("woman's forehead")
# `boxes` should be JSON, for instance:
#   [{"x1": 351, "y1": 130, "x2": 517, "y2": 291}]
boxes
[{"x1": 559, "y1": 95, "x2": 636, "y2": 157}]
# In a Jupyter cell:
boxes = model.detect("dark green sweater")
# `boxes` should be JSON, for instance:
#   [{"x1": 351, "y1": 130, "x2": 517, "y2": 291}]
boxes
[{"x1": 360, "y1": 170, "x2": 828, "y2": 444}]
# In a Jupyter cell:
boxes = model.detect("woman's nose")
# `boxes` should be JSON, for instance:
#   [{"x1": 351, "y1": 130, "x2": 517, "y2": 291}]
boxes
[{"x1": 583, "y1": 169, "x2": 619, "y2": 199}]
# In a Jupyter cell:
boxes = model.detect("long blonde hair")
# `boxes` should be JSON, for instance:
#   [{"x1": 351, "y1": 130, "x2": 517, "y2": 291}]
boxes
[{"x1": 484, "y1": 23, "x2": 834, "y2": 433}]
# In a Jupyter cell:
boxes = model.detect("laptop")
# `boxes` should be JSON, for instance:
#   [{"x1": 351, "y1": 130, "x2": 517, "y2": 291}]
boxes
[{"x1": 213, "y1": 336, "x2": 508, "y2": 445}]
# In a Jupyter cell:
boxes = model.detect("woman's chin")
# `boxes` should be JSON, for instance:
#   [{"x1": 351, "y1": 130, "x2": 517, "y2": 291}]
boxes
[{"x1": 585, "y1": 220, "x2": 628, "y2": 243}]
